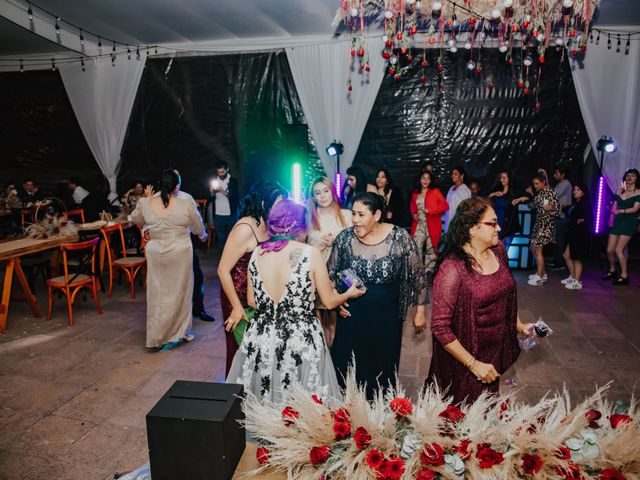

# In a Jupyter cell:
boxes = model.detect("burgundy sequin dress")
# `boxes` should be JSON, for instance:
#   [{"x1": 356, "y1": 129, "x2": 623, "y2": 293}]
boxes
[
  {"x1": 221, "y1": 252, "x2": 251, "y2": 375},
  {"x1": 427, "y1": 242, "x2": 520, "y2": 405}
]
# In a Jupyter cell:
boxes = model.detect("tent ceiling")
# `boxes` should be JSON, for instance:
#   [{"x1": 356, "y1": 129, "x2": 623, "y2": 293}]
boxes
[{"x1": 0, "y1": 0, "x2": 638, "y2": 58}]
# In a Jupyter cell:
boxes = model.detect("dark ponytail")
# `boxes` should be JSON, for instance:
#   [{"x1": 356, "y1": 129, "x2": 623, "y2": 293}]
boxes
[{"x1": 160, "y1": 169, "x2": 180, "y2": 208}]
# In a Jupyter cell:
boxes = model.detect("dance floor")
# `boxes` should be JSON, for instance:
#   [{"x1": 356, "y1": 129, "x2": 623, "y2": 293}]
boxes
[{"x1": 0, "y1": 254, "x2": 638, "y2": 479}]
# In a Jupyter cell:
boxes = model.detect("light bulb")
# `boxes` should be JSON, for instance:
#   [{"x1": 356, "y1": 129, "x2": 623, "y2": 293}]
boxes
[
  {"x1": 524, "y1": 14, "x2": 531, "y2": 22},
  {"x1": 523, "y1": 55, "x2": 533, "y2": 66},
  {"x1": 503, "y1": 0, "x2": 513, "y2": 7},
  {"x1": 27, "y1": 5, "x2": 33, "y2": 21},
  {"x1": 432, "y1": 2, "x2": 442, "y2": 11},
  {"x1": 499, "y1": 44, "x2": 508, "y2": 53},
  {"x1": 491, "y1": 9, "x2": 501, "y2": 19},
  {"x1": 464, "y1": 41, "x2": 472, "y2": 50},
  {"x1": 537, "y1": 32, "x2": 545, "y2": 42},
  {"x1": 389, "y1": 55, "x2": 398, "y2": 65},
  {"x1": 467, "y1": 60, "x2": 476, "y2": 70},
  {"x1": 384, "y1": 10, "x2": 394, "y2": 19},
  {"x1": 562, "y1": 0, "x2": 574, "y2": 7},
  {"x1": 350, "y1": 8, "x2": 358, "y2": 17},
  {"x1": 449, "y1": 46, "x2": 458, "y2": 53}
]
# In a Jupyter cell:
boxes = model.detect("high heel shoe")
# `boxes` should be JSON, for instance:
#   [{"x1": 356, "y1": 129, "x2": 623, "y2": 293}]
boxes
[
  {"x1": 612, "y1": 276, "x2": 629, "y2": 286},
  {"x1": 601, "y1": 271, "x2": 618, "y2": 280}
]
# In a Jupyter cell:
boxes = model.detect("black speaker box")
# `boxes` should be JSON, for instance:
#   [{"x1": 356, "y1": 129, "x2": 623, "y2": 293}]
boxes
[{"x1": 146, "y1": 381, "x2": 245, "y2": 480}]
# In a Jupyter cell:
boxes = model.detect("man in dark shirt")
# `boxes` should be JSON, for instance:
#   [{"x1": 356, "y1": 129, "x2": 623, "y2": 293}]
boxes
[{"x1": 19, "y1": 178, "x2": 45, "y2": 207}]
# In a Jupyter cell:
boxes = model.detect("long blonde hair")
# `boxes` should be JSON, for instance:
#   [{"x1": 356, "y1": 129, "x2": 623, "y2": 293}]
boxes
[{"x1": 307, "y1": 176, "x2": 348, "y2": 232}]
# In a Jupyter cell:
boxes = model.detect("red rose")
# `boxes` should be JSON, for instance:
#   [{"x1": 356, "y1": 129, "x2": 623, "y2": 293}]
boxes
[
  {"x1": 333, "y1": 420, "x2": 351, "y2": 440},
  {"x1": 281, "y1": 406, "x2": 299, "y2": 426},
  {"x1": 420, "y1": 443, "x2": 445, "y2": 467},
  {"x1": 556, "y1": 446, "x2": 571, "y2": 460},
  {"x1": 311, "y1": 394, "x2": 323, "y2": 405},
  {"x1": 380, "y1": 457, "x2": 405, "y2": 480},
  {"x1": 333, "y1": 407, "x2": 351, "y2": 423},
  {"x1": 354, "y1": 426, "x2": 372, "y2": 450},
  {"x1": 256, "y1": 446, "x2": 270, "y2": 465},
  {"x1": 390, "y1": 397, "x2": 413, "y2": 416},
  {"x1": 366, "y1": 449, "x2": 385, "y2": 471},
  {"x1": 521, "y1": 453, "x2": 543, "y2": 475},
  {"x1": 499, "y1": 400, "x2": 509, "y2": 419},
  {"x1": 476, "y1": 446, "x2": 504, "y2": 468},
  {"x1": 309, "y1": 446, "x2": 330, "y2": 466},
  {"x1": 610, "y1": 414, "x2": 633, "y2": 429},
  {"x1": 556, "y1": 462, "x2": 583, "y2": 480},
  {"x1": 439, "y1": 405, "x2": 465, "y2": 423},
  {"x1": 586, "y1": 409, "x2": 602, "y2": 428},
  {"x1": 455, "y1": 439, "x2": 472, "y2": 460},
  {"x1": 416, "y1": 469, "x2": 437, "y2": 480},
  {"x1": 600, "y1": 468, "x2": 627, "y2": 480}
]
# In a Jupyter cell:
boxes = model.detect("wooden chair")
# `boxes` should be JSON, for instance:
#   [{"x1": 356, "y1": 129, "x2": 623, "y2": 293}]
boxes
[
  {"x1": 20, "y1": 208, "x2": 35, "y2": 226},
  {"x1": 65, "y1": 208, "x2": 86, "y2": 224},
  {"x1": 195, "y1": 199, "x2": 216, "y2": 249},
  {"x1": 47, "y1": 237, "x2": 103, "y2": 326},
  {"x1": 101, "y1": 224, "x2": 146, "y2": 298}
]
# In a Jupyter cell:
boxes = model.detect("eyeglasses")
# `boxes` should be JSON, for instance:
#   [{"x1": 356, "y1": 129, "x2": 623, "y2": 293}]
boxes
[{"x1": 478, "y1": 221, "x2": 500, "y2": 229}]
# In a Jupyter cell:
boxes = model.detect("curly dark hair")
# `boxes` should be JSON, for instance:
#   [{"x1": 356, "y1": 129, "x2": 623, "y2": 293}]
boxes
[
  {"x1": 239, "y1": 179, "x2": 288, "y2": 226},
  {"x1": 436, "y1": 197, "x2": 493, "y2": 273}
]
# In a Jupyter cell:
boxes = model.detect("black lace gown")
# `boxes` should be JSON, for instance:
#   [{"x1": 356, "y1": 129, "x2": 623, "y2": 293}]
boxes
[{"x1": 327, "y1": 226, "x2": 428, "y2": 399}]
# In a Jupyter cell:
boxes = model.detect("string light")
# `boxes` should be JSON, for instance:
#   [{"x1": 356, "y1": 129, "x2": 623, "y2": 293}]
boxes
[
  {"x1": 136, "y1": 46, "x2": 140, "y2": 61},
  {"x1": 626, "y1": 35, "x2": 631, "y2": 55},
  {"x1": 98, "y1": 37, "x2": 102, "y2": 54},
  {"x1": 607, "y1": 34, "x2": 611, "y2": 49},
  {"x1": 616, "y1": 34, "x2": 621, "y2": 53},
  {"x1": 112, "y1": 40, "x2": 116, "y2": 53},
  {"x1": 111, "y1": 53, "x2": 116, "y2": 66},
  {"x1": 79, "y1": 29, "x2": 84, "y2": 45},
  {"x1": 54, "y1": 16, "x2": 60, "y2": 34},
  {"x1": 20, "y1": 59, "x2": 24, "y2": 73},
  {"x1": 596, "y1": 31, "x2": 600, "y2": 44},
  {"x1": 127, "y1": 46, "x2": 131, "y2": 60},
  {"x1": 589, "y1": 31, "x2": 593, "y2": 43},
  {"x1": 27, "y1": 3, "x2": 33, "y2": 21},
  {"x1": 51, "y1": 59, "x2": 56, "y2": 71}
]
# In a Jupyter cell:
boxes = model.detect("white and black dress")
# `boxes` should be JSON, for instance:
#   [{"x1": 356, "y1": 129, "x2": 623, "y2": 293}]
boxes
[{"x1": 227, "y1": 245, "x2": 340, "y2": 404}]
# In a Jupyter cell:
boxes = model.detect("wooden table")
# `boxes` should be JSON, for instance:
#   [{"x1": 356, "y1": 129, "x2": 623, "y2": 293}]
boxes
[{"x1": 0, "y1": 235, "x2": 78, "y2": 332}]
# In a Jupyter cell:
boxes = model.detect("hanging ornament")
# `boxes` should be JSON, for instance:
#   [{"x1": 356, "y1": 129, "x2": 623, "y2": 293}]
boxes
[
  {"x1": 499, "y1": 43, "x2": 508, "y2": 53},
  {"x1": 450, "y1": 46, "x2": 458, "y2": 53},
  {"x1": 407, "y1": 0, "x2": 417, "y2": 4},
  {"x1": 383, "y1": 51, "x2": 391, "y2": 59},
  {"x1": 555, "y1": 37, "x2": 565, "y2": 46},
  {"x1": 382, "y1": 35, "x2": 389, "y2": 42},
  {"x1": 384, "y1": 10, "x2": 394, "y2": 19},
  {"x1": 537, "y1": 32, "x2": 545, "y2": 42},
  {"x1": 357, "y1": 47, "x2": 365, "y2": 57},
  {"x1": 420, "y1": 75, "x2": 427, "y2": 83},
  {"x1": 539, "y1": 55, "x2": 545, "y2": 63},
  {"x1": 27, "y1": 4, "x2": 33, "y2": 21},
  {"x1": 562, "y1": 0, "x2": 574, "y2": 7},
  {"x1": 523, "y1": 55, "x2": 533, "y2": 66},
  {"x1": 394, "y1": 73, "x2": 401, "y2": 80},
  {"x1": 409, "y1": 25, "x2": 418, "y2": 35},
  {"x1": 350, "y1": 8, "x2": 359, "y2": 17},
  {"x1": 535, "y1": 102, "x2": 541, "y2": 110},
  {"x1": 437, "y1": 64, "x2": 444, "y2": 71},
  {"x1": 464, "y1": 41, "x2": 472, "y2": 50},
  {"x1": 415, "y1": 1, "x2": 423, "y2": 9},
  {"x1": 491, "y1": 9, "x2": 501, "y2": 20},
  {"x1": 503, "y1": 0, "x2": 514, "y2": 7},
  {"x1": 447, "y1": 39, "x2": 456, "y2": 48},
  {"x1": 466, "y1": 59, "x2": 476, "y2": 70},
  {"x1": 422, "y1": 59, "x2": 428, "y2": 67},
  {"x1": 432, "y1": 2, "x2": 442, "y2": 12},
  {"x1": 389, "y1": 55, "x2": 398, "y2": 65}
]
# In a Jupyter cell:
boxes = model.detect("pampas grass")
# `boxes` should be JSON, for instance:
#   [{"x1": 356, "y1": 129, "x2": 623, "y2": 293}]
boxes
[{"x1": 242, "y1": 370, "x2": 639, "y2": 479}]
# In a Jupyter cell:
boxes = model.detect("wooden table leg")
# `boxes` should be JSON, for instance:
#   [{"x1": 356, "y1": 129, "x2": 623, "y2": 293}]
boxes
[
  {"x1": 0, "y1": 260, "x2": 15, "y2": 332},
  {"x1": 13, "y1": 258, "x2": 41, "y2": 318}
]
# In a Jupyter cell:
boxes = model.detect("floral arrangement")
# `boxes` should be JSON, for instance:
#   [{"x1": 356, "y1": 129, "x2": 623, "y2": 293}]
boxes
[
  {"x1": 23, "y1": 204, "x2": 78, "y2": 239},
  {"x1": 243, "y1": 371, "x2": 638, "y2": 479}
]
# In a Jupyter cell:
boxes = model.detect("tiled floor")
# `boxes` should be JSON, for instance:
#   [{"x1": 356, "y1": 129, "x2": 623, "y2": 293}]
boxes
[{"x1": 0, "y1": 254, "x2": 638, "y2": 479}]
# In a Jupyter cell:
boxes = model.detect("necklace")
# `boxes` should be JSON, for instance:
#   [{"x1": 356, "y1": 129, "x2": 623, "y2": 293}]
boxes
[{"x1": 270, "y1": 235, "x2": 296, "y2": 241}]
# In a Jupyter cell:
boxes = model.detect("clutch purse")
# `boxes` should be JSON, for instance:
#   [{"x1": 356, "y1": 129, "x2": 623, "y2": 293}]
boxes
[{"x1": 233, "y1": 307, "x2": 255, "y2": 346}]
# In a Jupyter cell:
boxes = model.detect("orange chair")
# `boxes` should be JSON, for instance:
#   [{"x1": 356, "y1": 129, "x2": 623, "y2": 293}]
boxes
[
  {"x1": 101, "y1": 224, "x2": 146, "y2": 298},
  {"x1": 47, "y1": 238, "x2": 103, "y2": 326},
  {"x1": 20, "y1": 208, "x2": 35, "y2": 226},
  {"x1": 65, "y1": 208, "x2": 86, "y2": 224}
]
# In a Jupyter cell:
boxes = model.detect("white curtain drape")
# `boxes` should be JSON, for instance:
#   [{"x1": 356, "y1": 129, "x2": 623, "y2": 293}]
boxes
[
  {"x1": 59, "y1": 58, "x2": 146, "y2": 196},
  {"x1": 570, "y1": 26, "x2": 640, "y2": 189},
  {"x1": 286, "y1": 37, "x2": 386, "y2": 179}
]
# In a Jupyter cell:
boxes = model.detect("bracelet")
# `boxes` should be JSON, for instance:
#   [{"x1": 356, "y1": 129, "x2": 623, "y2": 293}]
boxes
[{"x1": 464, "y1": 356, "x2": 476, "y2": 369}]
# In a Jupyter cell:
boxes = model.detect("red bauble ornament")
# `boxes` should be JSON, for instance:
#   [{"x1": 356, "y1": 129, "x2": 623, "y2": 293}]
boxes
[
  {"x1": 357, "y1": 48, "x2": 365, "y2": 57},
  {"x1": 532, "y1": 30, "x2": 538, "y2": 38},
  {"x1": 410, "y1": 26, "x2": 417, "y2": 35},
  {"x1": 512, "y1": 24, "x2": 519, "y2": 32},
  {"x1": 388, "y1": 67, "x2": 395, "y2": 75},
  {"x1": 523, "y1": 88, "x2": 530, "y2": 95},
  {"x1": 397, "y1": 32, "x2": 403, "y2": 40},
  {"x1": 394, "y1": 73, "x2": 401, "y2": 80},
  {"x1": 359, "y1": 63, "x2": 364, "y2": 69},
  {"x1": 348, "y1": 85, "x2": 352, "y2": 92},
  {"x1": 420, "y1": 75, "x2": 427, "y2": 83},
  {"x1": 539, "y1": 55, "x2": 545, "y2": 63},
  {"x1": 571, "y1": 49, "x2": 578, "y2": 56},
  {"x1": 569, "y1": 29, "x2": 576, "y2": 37},
  {"x1": 350, "y1": 49, "x2": 356, "y2": 57},
  {"x1": 437, "y1": 64, "x2": 443, "y2": 72},
  {"x1": 581, "y1": 45, "x2": 587, "y2": 51},
  {"x1": 422, "y1": 60, "x2": 428, "y2": 67},
  {"x1": 535, "y1": 102, "x2": 541, "y2": 110},
  {"x1": 383, "y1": 51, "x2": 391, "y2": 59},
  {"x1": 401, "y1": 48, "x2": 407, "y2": 54},
  {"x1": 508, "y1": 58, "x2": 513, "y2": 64},
  {"x1": 386, "y1": 39, "x2": 393, "y2": 47},
  {"x1": 365, "y1": 65, "x2": 371, "y2": 72},
  {"x1": 475, "y1": 66, "x2": 481, "y2": 73},
  {"x1": 488, "y1": 82, "x2": 494, "y2": 89},
  {"x1": 407, "y1": 55, "x2": 414, "y2": 61},
  {"x1": 517, "y1": 81, "x2": 524, "y2": 88},
  {"x1": 523, "y1": 20, "x2": 529, "y2": 28},
  {"x1": 439, "y1": 82, "x2": 445, "y2": 90},
  {"x1": 429, "y1": 36, "x2": 435, "y2": 45},
  {"x1": 469, "y1": 17, "x2": 476, "y2": 25}
]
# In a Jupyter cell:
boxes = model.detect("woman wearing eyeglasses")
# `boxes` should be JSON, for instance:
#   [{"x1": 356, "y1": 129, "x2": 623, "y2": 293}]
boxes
[{"x1": 426, "y1": 197, "x2": 535, "y2": 404}]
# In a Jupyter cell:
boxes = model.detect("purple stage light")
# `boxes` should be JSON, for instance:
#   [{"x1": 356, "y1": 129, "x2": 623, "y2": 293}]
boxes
[{"x1": 595, "y1": 176, "x2": 605, "y2": 234}]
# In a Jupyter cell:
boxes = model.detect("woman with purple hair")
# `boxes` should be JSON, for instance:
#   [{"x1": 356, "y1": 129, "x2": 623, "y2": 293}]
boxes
[{"x1": 226, "y1": 199, "x2": 364, "y2": 403}]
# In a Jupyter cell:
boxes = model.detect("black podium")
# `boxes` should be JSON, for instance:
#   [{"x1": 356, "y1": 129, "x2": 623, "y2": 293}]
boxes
[{"x1": 146, "y1": 381, "x2": 245, "y2": 480}]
